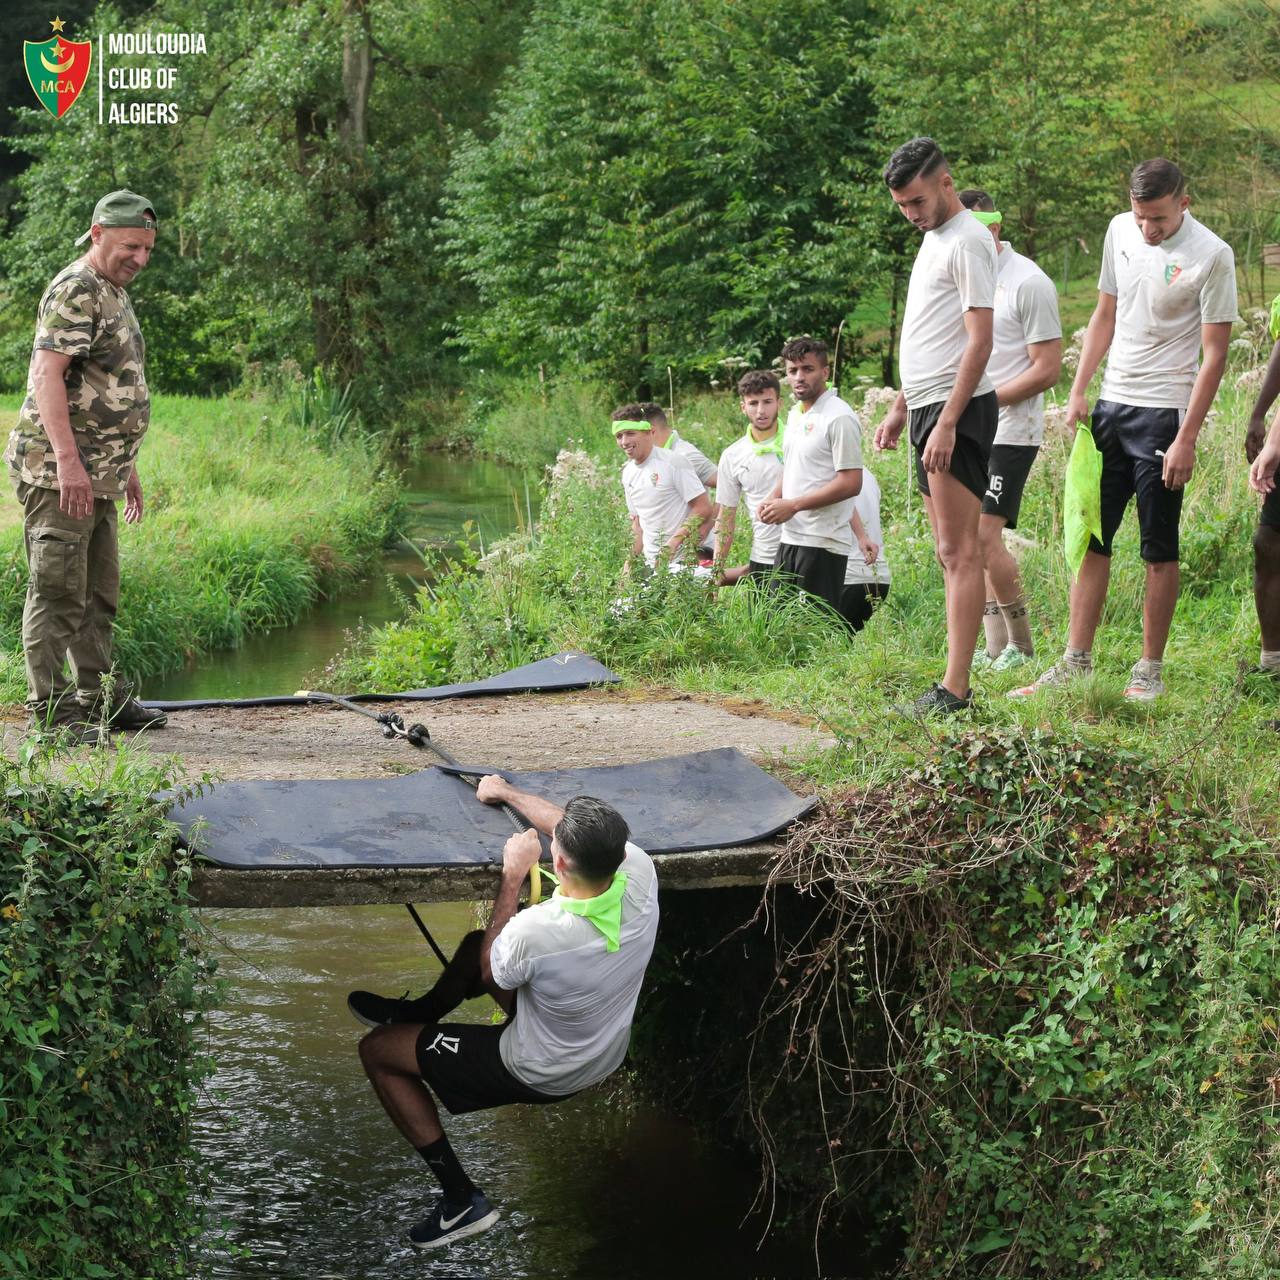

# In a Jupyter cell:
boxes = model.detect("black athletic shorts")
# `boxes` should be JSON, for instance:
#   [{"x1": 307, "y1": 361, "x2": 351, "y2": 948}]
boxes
[
  {"x1": 981, "y1": 444, "x2": 1040, "y2": 529},
  {"x1": 910, "y1": 391, "x2": 999, "y2": 502},
  {"x1": 839, "y1": 581, "x2": 889, "y2": 632},
  {"x1": 1089, "y1": 400, "x2": 1183, "y2": 563},
  {"x1": 746, "y1": 558, "x2": 779, "y2": 578},
  {"x1": 1261, "y1": 485, "x2": 1280, "y2": 530},
  {"x1": 776, "y1": 543, "x2": 847, "y2": 612},
  {"x1": 416, "y1": 1021, "x2": 573, "y2": 1115}
]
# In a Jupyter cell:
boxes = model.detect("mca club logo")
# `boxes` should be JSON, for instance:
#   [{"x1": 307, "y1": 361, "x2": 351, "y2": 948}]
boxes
[
  {"x1": 24, "y1": 17, "x2": 91, "y2": 119},
  {"x1": 1164, "y1": 263, "x2": 1183, "y2": 286},
  {"x1": 649, "y1": 471, "x2": 660, "y2": 486}
]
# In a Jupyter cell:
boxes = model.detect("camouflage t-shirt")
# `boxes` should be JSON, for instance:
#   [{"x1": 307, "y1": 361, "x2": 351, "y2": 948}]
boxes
[{"x1": 5, "y1": 259, "x2": 149, "y2": 499}]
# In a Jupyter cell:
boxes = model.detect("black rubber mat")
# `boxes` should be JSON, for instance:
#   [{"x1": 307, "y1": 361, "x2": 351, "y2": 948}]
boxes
[
  {"x1": 174, "y1": 747, "x2": 814, "y2": 868},
  {"x1": 143, "y1": 652, "x2": 618, "y2": 711}
]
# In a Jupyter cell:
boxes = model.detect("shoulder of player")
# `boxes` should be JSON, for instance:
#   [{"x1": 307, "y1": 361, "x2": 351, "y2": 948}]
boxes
[
  {"x1": 1183, "y1": 214, "x2": 1233, "y2": 261},
  {"x1": 717, "y1": 436, "x2": 749, "y2": 469}
]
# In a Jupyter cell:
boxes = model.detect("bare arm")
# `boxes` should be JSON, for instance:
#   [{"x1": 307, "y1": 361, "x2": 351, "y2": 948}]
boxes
[
  {"x1": 479, "y1": 828, "x2": 542, "y2": 997},
  {"x1": 1066, "y1": 292, "x2": 1118, "y2": 428},
  {"x1": 1161, "y1": 321, "x2": 1233, "y2": 489},
  {"x1": 667, "y1": 490, "x2": 714, "y2": 553},
  {"x1": 629, "y1": 514, "x2": 643, "y2": 558},
  {"x1": 1248, "y1": 340, "x2": 1280, "y2": 462},
  {"x1": 850, "y1": 507, "x2": 878, "y2": 564},
  {"x1": 758, "y1": 468, "x2": 862, "y2": 524},
  {"x1": 996, "y1": 337, "x2": 1063, "y2": 407},
  {"x1": 30, "y1": 349, "x2": 94, "y2": 519},
  {"x1": 921, "y1": 308, "x2": 994, "y2": 473},
  {"x1": 874, "y1": 391, "x2": 908, "y2": 450},
  {"x1": 476, "y1": 774, "x2": 564, "y2": 837},
  {"x1": 713, "y1": 504, "x2": 737, "y2": 562}
]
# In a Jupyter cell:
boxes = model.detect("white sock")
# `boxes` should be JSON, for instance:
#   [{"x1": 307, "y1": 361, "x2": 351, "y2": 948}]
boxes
[
  {"x1": 1260, "y1": 649, "x2": 1280, "y2": 671},
  {"x1": 982, "y1": 600, "x2": 1007, "y2": 659},
  {"x1": 1063, "y1": 646, "x2": 1091, "y2": 669}
]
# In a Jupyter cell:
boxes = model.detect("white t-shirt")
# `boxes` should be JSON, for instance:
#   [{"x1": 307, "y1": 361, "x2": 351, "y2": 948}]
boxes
[
  {"x1": 664, "y1": 430, "x2": 717, "y2": 487},
  {"x1": 715, "y1": 432, "x2": 784, "y2": 565},
  {"x1": 989, "y1": 244, "x2": 1062, "y2": 446},
  {"x1": 844, "y1": 467, "x2": 891, "y2": 586},
  {"x1": 489, "y1": 841, "x2": 660, "y2": 1095},
  {"x1": 621, "y1": 446, "x2": 706, "y2": 566},
  {"x1": 780, "y1": 388, "x2": 864, "y2": 554},
  {"x1": 1097, "y1": 210, "x2": 1238, "y2": 410},
  {"x1": 899, "y1": 208, "x2": 998, "y2": 410}
]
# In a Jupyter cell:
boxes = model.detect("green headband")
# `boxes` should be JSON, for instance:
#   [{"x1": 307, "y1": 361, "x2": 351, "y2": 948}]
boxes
[
  {"x1": 971, "y1": 210, "x2": 1002, "y2": 227},
  {"x1": 612, "y1": 419, "x2": 651, "y2": 435}
]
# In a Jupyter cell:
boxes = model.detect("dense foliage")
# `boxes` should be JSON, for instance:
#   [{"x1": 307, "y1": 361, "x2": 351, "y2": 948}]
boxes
[
  {"x1": 2, "y1": 1, "x2": 1275, "y2": 399},
  {"x1": 0, "y1": 742, "x2": 218, "y2": 1278},
  {"x1": 754, "y1": 727, "x2": 1280, "y2": 1277}
]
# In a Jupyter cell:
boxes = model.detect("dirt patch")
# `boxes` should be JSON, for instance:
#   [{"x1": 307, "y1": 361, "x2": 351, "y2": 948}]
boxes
[{"x1": 2, "y1": 686, "x2": 832, "y2": 782}]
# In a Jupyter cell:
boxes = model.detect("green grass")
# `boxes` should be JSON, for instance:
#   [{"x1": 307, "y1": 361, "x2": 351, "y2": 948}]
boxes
[
  {"x1": 0, "y1": 391, "x2": 404, "y2": 703},
  {"x1": 346, "y1": 320, "x2": 1280, "y2": 829}
]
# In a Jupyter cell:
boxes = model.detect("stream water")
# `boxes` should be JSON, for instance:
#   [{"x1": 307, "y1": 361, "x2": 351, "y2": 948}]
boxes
[{"x1": 179, "y1": 454, "x2": 864, "y2": 1278}]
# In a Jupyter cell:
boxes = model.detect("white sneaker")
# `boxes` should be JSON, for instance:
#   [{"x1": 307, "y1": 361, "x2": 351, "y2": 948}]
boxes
[
  {"x1": 1123, "y1": 660, "x2": 1165, "y2": 702},
  {"x1": 1007, "y1": 660, "x2": 1090, "y2": 699},
  {"x1": 991, "y1": 644, "x2": 1033, "y2": 672}
]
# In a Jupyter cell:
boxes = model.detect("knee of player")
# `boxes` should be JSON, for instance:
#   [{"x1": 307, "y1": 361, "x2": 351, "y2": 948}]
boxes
[
  {"x1": 936, "y1": 536, "x2": 978, "y2": 570},
  {"x1": 358, "y1": 1025, "x2": 390, "y2": 1069},
  {"x1": 976, "y1": 520, "x2": 1005, "y2": 558}
]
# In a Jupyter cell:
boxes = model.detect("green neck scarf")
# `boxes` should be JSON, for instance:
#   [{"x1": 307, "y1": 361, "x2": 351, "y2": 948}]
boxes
[
  {"x1": 553, "y1": 870, "x2": 628, "y2": 952},
  {"x1": 747, "y1": 428, "x2": 783, "y2": 458},
  {"x1": 971, "y1": 210, "x2": 1002, "y2": 227}
]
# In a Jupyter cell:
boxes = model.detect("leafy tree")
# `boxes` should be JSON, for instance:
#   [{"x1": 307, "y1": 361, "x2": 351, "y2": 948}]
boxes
[
  {"x1": 440, "y1": 0, "x2": 875, "y2": 392},
  {"x1": 867, "y1": 0, "x2": 1193, "y2": 260}
]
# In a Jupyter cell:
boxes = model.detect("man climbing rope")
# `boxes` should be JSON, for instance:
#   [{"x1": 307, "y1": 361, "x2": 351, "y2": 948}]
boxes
[{"x1": 349, "y1": 776, "x2": 659, "y2": 1250}]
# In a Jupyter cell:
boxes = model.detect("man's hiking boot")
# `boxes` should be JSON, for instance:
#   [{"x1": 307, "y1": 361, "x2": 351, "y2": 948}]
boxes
[
  {"x1": 407, "y1": 1191, "x2": 500, "y2": 1250},
  {"x1": 103, "y1": 697, "x2": 168, "y2": 730},
  {"x1": 26, "y1": 702, "x2": 102, "y2": 746}
]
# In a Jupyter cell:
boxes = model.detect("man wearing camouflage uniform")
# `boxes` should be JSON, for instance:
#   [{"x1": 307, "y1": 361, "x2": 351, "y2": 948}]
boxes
[{"x1": 4, "y1": 189, "x2": 166, "y2": 740}]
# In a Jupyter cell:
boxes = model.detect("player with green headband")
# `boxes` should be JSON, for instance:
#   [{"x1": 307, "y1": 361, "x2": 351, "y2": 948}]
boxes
[
  {"x1": 958, "y1": 188, "x2": 1063, "y2": 672},
  {"x1": 351, "y1": 781, "x2": 659, "y2": 1250},
  {"x1": 613, "y1": 402, "x2": 713, "y2": 571}
]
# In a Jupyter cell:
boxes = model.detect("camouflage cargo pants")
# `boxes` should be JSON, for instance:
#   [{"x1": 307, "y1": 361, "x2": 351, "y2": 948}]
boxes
[{"x1": 15, "y1": 479, "x2": 120, "y2": 710}]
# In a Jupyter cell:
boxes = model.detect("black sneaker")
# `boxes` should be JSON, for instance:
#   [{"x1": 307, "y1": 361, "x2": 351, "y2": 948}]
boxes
[
  {"x1": 893, "y1": 682, "x2": 973, "y2": 719},
  {"x1": 347, "y1": 989, "x2": 437, "y2": 1028},
  {"x1": 407, "y1": 1192, "x2": 500, "y2": 1250}
]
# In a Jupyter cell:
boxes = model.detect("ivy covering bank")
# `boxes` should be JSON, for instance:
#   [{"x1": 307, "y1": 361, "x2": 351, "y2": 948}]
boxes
[{"x1": 0, "y1": 742, "x2": 218, "y2": 1278}]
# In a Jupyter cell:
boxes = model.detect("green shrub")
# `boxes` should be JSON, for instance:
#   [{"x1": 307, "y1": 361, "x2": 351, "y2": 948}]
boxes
[
  {"x1": 749, "y1": 727, "x2": 1280, "y2": 1278},
  {"x1": 0, "y1": 741, "x2": 218, "y2": 1278}
]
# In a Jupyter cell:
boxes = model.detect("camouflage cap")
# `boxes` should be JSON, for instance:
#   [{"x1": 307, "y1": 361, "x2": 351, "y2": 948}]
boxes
[{"x1": 74, "y1": 189, "x2": 158, "y2": 245}]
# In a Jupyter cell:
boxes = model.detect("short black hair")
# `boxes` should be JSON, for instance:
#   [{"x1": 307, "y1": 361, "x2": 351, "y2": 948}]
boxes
[
  {"x1": 1129, "y1": 158, "x2": 1185, "y2": 203},
  {"x1": 611, "y1": 402, "x2": 649, "y2": 422},
  {"x1": 553, "y1": 795, "x2": 629, "y2": 882},
  {"x1": 638, "y1": 402, "x2": 668, "y2": 426},
  {"x1": 883, "y1": 137, "x2": 948, "y2": 189},
  {"x1": 737, "y1": 369, "x2": 781, "y2": 397},
  {"x1": 958, "y1": 188, "x2": 995, "y2": 212},
  {"x1": 780, "y1": 336, "x2": 829, "y2": 366}
]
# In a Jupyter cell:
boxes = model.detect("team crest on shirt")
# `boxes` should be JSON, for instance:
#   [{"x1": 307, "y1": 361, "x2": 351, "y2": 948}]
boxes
[
  {"x1": 803, "y1": 417, "x2": 815, "y2": 435},
  {"x1": 1164, "y1": 263, "x2": 1183, "y2": 286},
  {"x1": 650, "y1": 471, "x2": 660, "y2": 486}
]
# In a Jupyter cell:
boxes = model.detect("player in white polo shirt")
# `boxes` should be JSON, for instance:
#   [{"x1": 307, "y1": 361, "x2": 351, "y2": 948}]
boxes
[
  {"x1": 713, "y1": 369, "x2": 785, "y2": 583},
  {"x1": 758, "y1": 336, "x2": 863, "y2": 613},
  {"x1": 840, "y1": 466, "x2": 891, "y2": 631},
  {"x1": 874, "y1": 138, "x2": 997, "y2": 716},
  {"x1": 958, "y1": 189, "x2": 1063, "y2": 671},
  {"x1": 1011, "y1": 158, "x2": 1236, "y2": 704},
  {"x1": 638, "y1": 402, "x2": 716, "y2": 558},
  {"x1": 612, "y1": 403, "x2": 713, "y2": 569}
]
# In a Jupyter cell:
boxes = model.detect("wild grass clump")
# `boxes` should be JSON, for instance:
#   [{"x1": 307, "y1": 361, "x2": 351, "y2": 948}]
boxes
[
  {"x1": 0, "y1": 392, "x2": 404, "y2": 702},
  {"x1": 746, "y1": 726, "x2": 1280, "y2": 1277},
  {"x1": 0, "y1": 738, "x2": 219, "y2": 1277}
]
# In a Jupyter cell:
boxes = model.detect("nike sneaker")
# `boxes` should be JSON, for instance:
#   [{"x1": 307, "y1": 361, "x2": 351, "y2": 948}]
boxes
[{"x1": 407, "y1": 1191, "x2": 500, "y2": 1250}]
